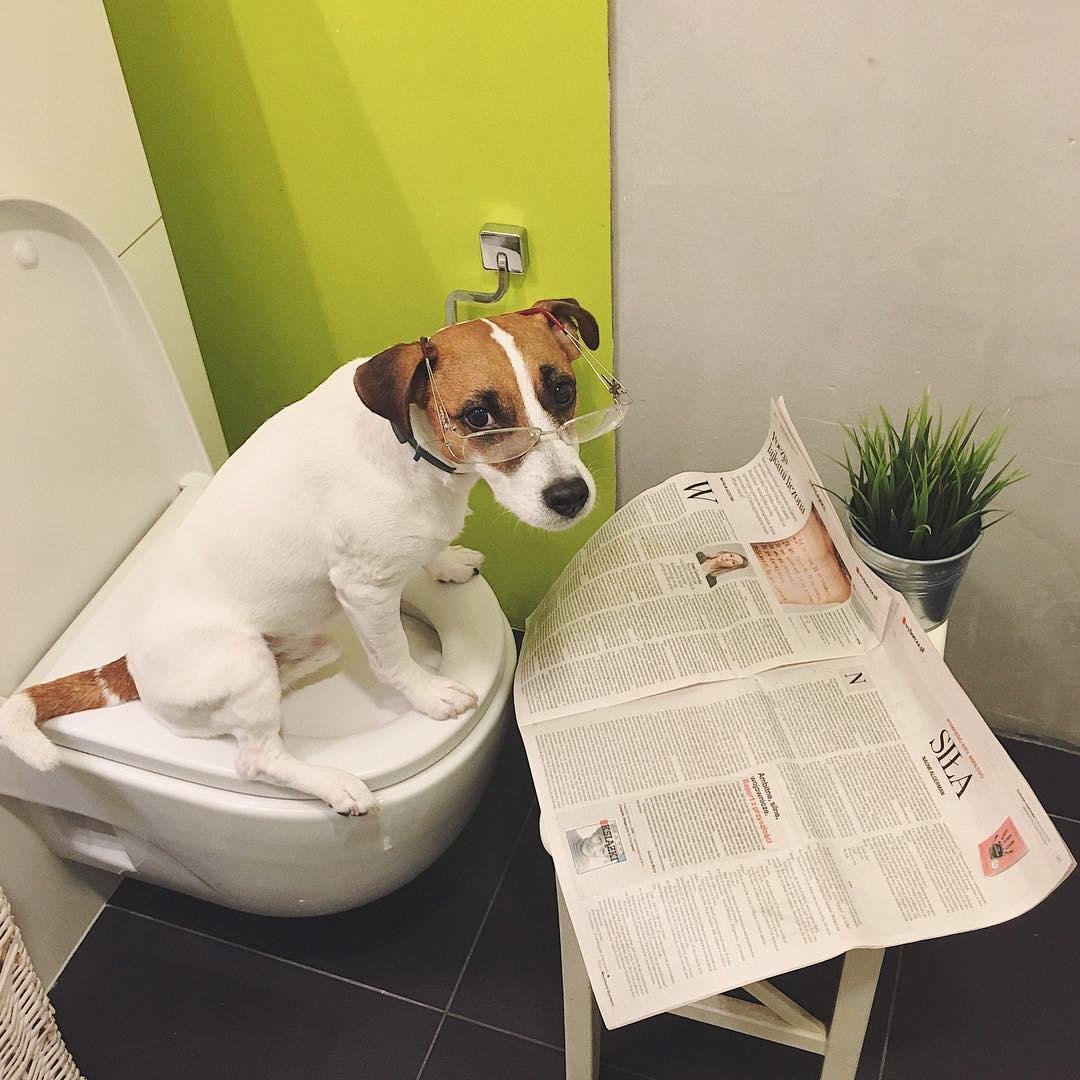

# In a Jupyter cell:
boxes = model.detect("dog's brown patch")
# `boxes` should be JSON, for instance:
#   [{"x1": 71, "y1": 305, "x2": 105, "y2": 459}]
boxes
[
  {"x1": 355, "y1": 300, "x2": 600, "y2": 471},
  {"x1": 24, "y1": 656, "x2": 138, "y2": 723},
  {"x1": 353, "y1": 343, "x2": 427, "y2": 438},
  {"x1": 99, "y1": 656, "x2": 138, "y2": 701},
  {"x1": 420, "y1": 312, "x2": 582, "y2": 470},
  {"x1": 25, "y1": 670, "x2": 104, "y2": 721}
]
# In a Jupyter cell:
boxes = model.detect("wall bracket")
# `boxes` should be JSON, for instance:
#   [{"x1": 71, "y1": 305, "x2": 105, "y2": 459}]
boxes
[{"x1": 445, "y1": 223, "x2": 529, "y2": 325}]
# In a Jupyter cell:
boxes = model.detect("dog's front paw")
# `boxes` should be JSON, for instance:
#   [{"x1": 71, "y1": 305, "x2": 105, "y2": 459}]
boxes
[
  {"x1": 325, "y1": 775, "x2": 380, "y2": 817},
  {"x1": 405, "y1": 674, "x2": 479, "y2": 720},
  {"x1": 424, "y1": 545, "x2": 485, "y2": 584}
]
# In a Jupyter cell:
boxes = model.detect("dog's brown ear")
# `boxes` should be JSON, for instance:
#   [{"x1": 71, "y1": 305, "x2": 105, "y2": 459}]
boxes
[
  {"x1": 354, "y1": 342, "x2": 427, "y2": 437},
  {"x1": 532, "y1": 298, "x2": 601, "y2": 352}
]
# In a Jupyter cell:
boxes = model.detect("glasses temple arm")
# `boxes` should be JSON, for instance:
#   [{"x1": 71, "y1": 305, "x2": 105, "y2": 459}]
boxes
[{"x1": 424, "y1": 358, "x2": 449, "y2": 424}]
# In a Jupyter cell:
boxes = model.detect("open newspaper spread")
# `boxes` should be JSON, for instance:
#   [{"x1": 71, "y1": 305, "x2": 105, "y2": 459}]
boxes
[{"x1": 514, "y1": 399, "x2": 1074, "y2": 1029}]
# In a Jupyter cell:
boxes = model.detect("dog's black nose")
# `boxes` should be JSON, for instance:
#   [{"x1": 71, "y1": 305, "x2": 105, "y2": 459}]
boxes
[{"x1": 542, "y1": 477, "x2": 590, "y2": 519}]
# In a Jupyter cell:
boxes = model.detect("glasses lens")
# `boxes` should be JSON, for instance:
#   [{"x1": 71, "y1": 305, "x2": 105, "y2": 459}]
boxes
[
  {"x1": 458, "y1": 427, "x2": 541, "y2": 464},
  {"x1": 559, "y1": 401, "x2": 629, "y2": 446}
]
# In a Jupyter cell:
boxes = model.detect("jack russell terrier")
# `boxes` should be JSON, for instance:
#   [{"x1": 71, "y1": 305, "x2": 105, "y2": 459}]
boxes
[{"x1": 0, "y1": 299, "x2": 620, "y2": 815}]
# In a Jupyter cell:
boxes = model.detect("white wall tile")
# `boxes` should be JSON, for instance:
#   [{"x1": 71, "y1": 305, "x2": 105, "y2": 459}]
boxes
[{"x1": 0, "y1": 0, "x2": 159, "y2": 254}]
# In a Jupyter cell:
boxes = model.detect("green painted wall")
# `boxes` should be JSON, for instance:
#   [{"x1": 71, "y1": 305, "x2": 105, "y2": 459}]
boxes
[{"x1": 104, "y1": 0, "x2": 613, "y2": 627}]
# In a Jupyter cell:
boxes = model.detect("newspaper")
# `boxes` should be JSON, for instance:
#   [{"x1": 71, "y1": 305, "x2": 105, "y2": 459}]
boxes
[{"x1": 514, "y1": 399, "x2": 1074, "y2": 1029}]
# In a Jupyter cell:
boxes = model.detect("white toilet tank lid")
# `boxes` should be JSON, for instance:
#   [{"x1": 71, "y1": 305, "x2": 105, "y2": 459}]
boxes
[{"x1": 0, "y1": 198, "x2": 210, "y2": 696}]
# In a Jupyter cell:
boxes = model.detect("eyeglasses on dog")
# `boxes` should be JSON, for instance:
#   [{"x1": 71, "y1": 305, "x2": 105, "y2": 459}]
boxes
[{"x1": 423, "y1": 309, "x2": 630, "y2": 466}]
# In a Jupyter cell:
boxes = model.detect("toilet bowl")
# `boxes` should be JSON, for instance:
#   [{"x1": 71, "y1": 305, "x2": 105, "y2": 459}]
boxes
[{"x1": 0, "y1": 197, "x2": 516, "y2": 915}]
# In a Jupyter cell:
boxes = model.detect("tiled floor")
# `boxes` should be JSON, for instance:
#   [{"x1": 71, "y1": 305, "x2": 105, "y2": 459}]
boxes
[{"x1": 50, "y1": 732, "x2": 1078, "y2": 1079}]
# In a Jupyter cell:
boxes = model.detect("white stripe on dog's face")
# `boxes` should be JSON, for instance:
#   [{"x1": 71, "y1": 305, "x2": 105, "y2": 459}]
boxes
[
  {"x1": 481, "y1": 319, "x2": 551, "y2": 429},
  {"x1": 473, "y1": 317, "x2": 596, "y2": 530}
]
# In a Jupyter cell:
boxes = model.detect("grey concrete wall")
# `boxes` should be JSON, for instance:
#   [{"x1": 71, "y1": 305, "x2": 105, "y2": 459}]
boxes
[{"x1": 612, "y1": 2, "x2": 1080, "y2": 745}]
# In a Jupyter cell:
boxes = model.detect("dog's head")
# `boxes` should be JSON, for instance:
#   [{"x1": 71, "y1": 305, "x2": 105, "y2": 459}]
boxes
[{"x1": 354, "y1": 299, "x2": 601, "y2": 531}]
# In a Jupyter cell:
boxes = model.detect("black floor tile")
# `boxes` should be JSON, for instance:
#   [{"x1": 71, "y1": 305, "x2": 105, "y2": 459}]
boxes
[
  {"x1": 111, "y1": 727, "x2": 535, "y2": 1008},
  {"x1": 452, "y1": 808, "x2": 564, "y2": 1044},
  {"x1": 51, "y1": 906, "x2": 439, "y2": 1080},
  {"x1": 420, "y1": 1017, "x2": 643, "y2": 1080},
  {"x1": 1000, "y1": 735, "x2": 1080, "y2": 822},
  {"x1": 602, "y1": 1010, "x2": 827, "y2": 1080},
  {"x1": 881, "y1": 817, "x2": 1079, "y2": 1080}
]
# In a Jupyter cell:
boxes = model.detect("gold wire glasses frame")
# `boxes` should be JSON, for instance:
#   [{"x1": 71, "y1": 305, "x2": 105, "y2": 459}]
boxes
[{"x1": 423, "y1": 321, "x2": 631, "y2": 466}]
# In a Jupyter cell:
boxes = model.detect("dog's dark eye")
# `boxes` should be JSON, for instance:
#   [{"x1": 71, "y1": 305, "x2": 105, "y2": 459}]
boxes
[
  {"x1": 552, "y1": 380, "x2": 576, "y2": 408},
  {"x1": 463, "y1": 406, "x2": 492, "y2": 430}
]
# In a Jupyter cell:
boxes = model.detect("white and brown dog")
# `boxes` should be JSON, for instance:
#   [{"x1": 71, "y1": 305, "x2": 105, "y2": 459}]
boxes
[{"x1": 0, "y1": 299, "x2": 600, "y2": 815}]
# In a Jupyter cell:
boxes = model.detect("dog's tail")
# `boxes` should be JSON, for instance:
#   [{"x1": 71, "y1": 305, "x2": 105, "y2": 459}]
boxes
[{"x1": 0, "y1": 657, "x2": 139, "y2": 771}]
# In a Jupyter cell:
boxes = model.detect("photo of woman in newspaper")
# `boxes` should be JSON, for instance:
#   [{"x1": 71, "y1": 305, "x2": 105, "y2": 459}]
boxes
[
  {"x1": 567, "y1": 819, "x2": 628, "y2": 874},
  {"x1": 694, "y1": 544, "x2": 752, "y2": 588},
  {"x1": 750, "y1": 503, "x2": 852, "y2": 607}
]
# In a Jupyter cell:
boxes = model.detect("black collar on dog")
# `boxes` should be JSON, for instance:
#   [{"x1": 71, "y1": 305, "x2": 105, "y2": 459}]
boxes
[
  {"x1": 390, "y1": 335, "x2": 459, "y2": 474},
  {"x1": 390, "y1": 420, "x2": 458, "y2": 474}
]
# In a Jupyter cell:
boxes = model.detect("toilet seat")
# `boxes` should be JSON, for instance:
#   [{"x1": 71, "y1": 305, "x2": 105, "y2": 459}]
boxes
[{"x1": 28, "y1": 481, "x2": 509, "y2": 798}]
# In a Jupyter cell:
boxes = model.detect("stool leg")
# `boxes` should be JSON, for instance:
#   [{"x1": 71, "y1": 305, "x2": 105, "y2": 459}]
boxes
[
  {"x1": 557, "y1": 882, "x2": 601, "y2": 1080},
  {"x1": 820, "y1": 948, "x2": 885, "y2": 1080}
]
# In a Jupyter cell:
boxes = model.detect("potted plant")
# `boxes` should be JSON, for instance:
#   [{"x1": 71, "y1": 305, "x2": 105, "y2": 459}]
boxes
[{"x1": 834, "y1": 391, "x2": 1025, "y2": 630}]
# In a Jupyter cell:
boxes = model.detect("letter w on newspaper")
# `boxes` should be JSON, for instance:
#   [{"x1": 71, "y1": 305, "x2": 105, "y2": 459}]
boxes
[{"x1": 514, "y1": 399, "x2": 1074, "y2": 1029}]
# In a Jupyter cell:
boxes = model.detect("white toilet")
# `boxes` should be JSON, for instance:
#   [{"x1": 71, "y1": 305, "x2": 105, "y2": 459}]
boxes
[{"x1": 0, "y1": 197, "x2": 516, "y2": 916}]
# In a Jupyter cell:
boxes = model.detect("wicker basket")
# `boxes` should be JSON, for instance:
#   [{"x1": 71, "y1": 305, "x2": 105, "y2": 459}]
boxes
[{"x1": 0, "y1": 888, "x2": 84, "y2": 1080}]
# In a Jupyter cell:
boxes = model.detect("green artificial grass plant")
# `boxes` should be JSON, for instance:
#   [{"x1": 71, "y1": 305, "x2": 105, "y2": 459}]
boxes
[{"x1": 836, "y1": 391, "x2": 1025, "y2": 561}]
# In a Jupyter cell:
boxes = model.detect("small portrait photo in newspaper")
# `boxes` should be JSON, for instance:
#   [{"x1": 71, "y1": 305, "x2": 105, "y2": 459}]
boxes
[
  {"x1": 694, "y1": 543, "x2": 753, "y2": 589},
  {"x1": 567, "y1": 818, "x2": 629, "y2": 874},
  {"x1": 750, "y1": 502, "x2": 852, "y2": 607}
]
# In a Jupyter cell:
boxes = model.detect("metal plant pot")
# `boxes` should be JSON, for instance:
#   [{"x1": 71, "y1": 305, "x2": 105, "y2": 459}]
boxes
[{"x1": 848, "y1": 526, "x2": 980, "y2": 631}]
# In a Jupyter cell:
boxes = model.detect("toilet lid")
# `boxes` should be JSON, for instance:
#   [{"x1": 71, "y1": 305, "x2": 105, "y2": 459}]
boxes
[
  {"x1": 27, "y1": 486, "x2": 511, "y2": 797},
  {"x1": 0, "y1": 199, "x2": 210, "y2": 698}
]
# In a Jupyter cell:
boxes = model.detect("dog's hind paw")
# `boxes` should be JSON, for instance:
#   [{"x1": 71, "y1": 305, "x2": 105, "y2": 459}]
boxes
[
  {"x1": 405, "y1": 674, "x2": 479, "y2": 720},
  {"x1": 424, "y1": 545, "x2": 485, "y2": 584}
]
